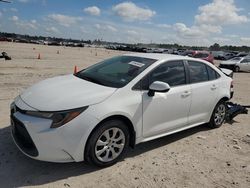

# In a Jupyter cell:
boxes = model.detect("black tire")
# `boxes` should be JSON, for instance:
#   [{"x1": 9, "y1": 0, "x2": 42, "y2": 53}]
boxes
[
  {"x1": 208, "y1": 100, "x2": 226, "y2": 128},
  {"x1": 234, "y1": 66, "x2": 240, "y2": 72},
  {"x1": 85, "y1": 119, "x2": 130, "y2": 167}
]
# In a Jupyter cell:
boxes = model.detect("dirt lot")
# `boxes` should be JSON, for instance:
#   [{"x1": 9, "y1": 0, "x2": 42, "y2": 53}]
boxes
[{"x1": 0, "y1": 42, "x2": 249, "y2": 188}]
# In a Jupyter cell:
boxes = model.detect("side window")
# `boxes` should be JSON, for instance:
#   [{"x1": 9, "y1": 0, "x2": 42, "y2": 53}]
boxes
[
  {"x1": 241, "y1": 59, "x2": 250, "y2": 63},
  {"x1": 207, "y1": 65, "x2": 219, "y2": 80},
  {"x1": 149, "y1": 61, "x2": 186, "y2": 87},
  {"x1": 133, "y1": 75, "x2": 149, "y2": 90},
  {"x1": 135, "y1": 61, "x2": 186, "y2": 90},
  {"x1": 188, "y1": 61, "x2": 209, "y2": 83}
]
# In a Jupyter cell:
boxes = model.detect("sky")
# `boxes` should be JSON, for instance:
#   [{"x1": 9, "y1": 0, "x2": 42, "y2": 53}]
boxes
[{"x1": 0, "y1": 0, "x2": 250, "y2": 46}]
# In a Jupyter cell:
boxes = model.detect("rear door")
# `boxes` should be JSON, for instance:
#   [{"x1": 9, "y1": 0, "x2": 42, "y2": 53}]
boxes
[{"x1": 187, "y1": 61, "x2": 220, "y2": 125}]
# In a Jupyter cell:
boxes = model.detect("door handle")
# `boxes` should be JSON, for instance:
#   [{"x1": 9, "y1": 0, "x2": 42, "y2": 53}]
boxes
[
  {"x1": 211, "y1": 84, "x2": 217, "y2": 90},
  {"x1": 181, "y1": 91, "x2": 191, "y2": 97}
]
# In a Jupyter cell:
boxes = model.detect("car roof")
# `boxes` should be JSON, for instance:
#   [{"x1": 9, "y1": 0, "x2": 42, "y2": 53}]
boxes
[{"x1": 124, "y1": 53, "x2": 196, "y2": 62}]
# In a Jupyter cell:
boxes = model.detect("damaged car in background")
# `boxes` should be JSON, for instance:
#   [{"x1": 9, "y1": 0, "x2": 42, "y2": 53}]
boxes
[{"x1": 219, "y1": 56, "x2": 250, "y2": 72}]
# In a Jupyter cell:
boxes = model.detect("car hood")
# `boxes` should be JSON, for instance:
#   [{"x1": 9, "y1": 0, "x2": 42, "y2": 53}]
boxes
[{"x1": 20, "y1": 74, "x2": 117, "y2": 111}]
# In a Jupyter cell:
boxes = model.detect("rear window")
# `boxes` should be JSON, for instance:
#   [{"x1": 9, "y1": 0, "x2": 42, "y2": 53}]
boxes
[
  {"x1": 188, "y1": 61, "x2": 209, "y2": 83},
  {"x1": 207, "y1": 66, "x2": 220, "y2": 80}
]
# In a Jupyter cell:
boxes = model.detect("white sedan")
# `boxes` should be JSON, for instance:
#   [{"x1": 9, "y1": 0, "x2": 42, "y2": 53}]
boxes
[{"x1": 11, "y1": 53, "x2": 233, "y2": 167}]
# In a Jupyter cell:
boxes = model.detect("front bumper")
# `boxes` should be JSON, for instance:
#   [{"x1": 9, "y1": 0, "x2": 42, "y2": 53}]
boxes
[
  {"x1": 11, "y1": 115, "x2": 39, "y2": 157},
  {"x1": 10, "y1": 101, "x2": 99, "y2": 163},
  {"x1": 11, "y1": 111, "x2": 75, "y2": 162}
]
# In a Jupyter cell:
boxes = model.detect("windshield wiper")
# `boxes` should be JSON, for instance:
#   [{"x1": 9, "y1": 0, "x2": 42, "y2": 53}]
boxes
[{"x1": 76, "y1": 74, "x2": 106, "y2": 86}]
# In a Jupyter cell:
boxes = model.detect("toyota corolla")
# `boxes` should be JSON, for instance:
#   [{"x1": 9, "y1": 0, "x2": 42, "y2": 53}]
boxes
[{"x1": 10, "y1": 54, "x2": 233, "y2": 167}]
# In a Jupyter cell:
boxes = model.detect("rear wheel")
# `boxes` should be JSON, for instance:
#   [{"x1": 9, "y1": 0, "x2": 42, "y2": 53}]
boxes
[
  {"x1": 208, "y1": 101, "x2": 226, "y2": 128},
  {"x1": 85, "y1": 120, "x2": 129, "y2": 167}
]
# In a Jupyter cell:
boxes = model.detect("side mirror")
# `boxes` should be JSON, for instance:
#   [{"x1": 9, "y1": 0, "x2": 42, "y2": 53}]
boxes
[{"x1": 148, "y1": 81, "x2": 170, "y2": 97}]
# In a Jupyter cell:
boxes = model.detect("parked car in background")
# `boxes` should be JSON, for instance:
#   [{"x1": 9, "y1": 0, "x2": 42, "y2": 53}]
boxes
[
  {"x1": 238, "y1": 56, "x2": 250, "y2": 72},
  {"x1": 217, "y1": 52, "x2": 235, "y2": 60},
  {"x1": 219, "y1": 56, "x2": 250, "y2": 72},
  {"x1": 212, "y1": 51, "x2": 224, "y2": 60},
  {"x1": 173, "y1": 49, "x2": 186, "y2": 55},
  {"x1": 152, "y1": 48, "x2": 167, "y2": 53},
  {"x1": 235, "y1": 52, "x2": 248, "y2": 57},
  {"x1": 180, "y1": 50, "x2": 194, "y2": 57},
  {"x1": 11, "y1": 53, "x2": 233, "y2": 167},
  {"x1": 192, "y1": 51, "x2": 214, "y2": 64},
  {"x1": 145, "y1": 48, "x2": 155, "y2": 53},
  {"x1": 162, "y1": 49, "x2": 174, "y2": 54}
]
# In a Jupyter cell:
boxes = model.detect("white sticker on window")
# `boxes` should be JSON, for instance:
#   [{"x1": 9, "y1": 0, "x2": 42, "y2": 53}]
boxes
[{"x1": 128, "y1": 61, "x2": 145, "y2": 68}]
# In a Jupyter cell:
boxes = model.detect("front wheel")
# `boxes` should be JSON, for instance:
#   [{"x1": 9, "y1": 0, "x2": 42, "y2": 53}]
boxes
[
  {"x1": 234, "y1": 66, "x2": 240, "y2": 72},
  {"x1": 85, "y1": 120, "x2": 130, "y2": 167},
  {"x1": 208, "y1": 101, "x2": 226, "y2": 128}
]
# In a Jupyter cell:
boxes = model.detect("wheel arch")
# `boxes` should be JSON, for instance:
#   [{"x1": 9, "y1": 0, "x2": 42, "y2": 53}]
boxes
[
  {"x1": 84, "y1": 114, "x2": 136, "y2": 161},
  {"x1": 208, "y1": 96, "x2": 229, "y2": 122},
  {"x1": 219, "y1": 96, "x2": 230, "y2": 102},
  {"x1": 208, "y1": 96, "x2": 228, "y2": 128},
  {"x1": 234, "y1": 65, "x2": 240, "y2": 72}
]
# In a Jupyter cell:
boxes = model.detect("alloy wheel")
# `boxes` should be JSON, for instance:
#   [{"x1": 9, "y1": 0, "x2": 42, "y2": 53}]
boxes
[
  {"x1": 214, "y1": 104, "x2": 226, "y2": 126},
  {"x1": 95, "y1": 127, "x2": 125, "y2": 162}
]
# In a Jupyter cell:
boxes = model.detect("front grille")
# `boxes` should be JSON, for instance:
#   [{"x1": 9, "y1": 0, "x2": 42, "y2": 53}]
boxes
[{"x1": 11, "y1": 116, "x2": 38, "y2": 157}]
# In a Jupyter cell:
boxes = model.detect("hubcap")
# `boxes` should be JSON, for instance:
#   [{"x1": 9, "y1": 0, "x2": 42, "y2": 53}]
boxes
[
  {"x1": 214, "y1": 104, "x2": 226, "y2": 126},
  {"x1": 95, "y1": 127, "x2": 125, "y2": 162}
]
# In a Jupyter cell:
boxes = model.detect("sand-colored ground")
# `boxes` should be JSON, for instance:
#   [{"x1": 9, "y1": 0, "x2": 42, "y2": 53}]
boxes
[{"x1": 0, "y1": 42, "x2": 249, "y2": 188}]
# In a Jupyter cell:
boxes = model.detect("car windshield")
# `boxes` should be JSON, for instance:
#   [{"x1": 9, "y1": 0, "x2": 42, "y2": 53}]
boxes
[
  {"x1": 193, "y1": 53, "x2": 209, "y2": 58},
  {"x1": 75, "y1": 56, "x2": 156, "y2": 88}
]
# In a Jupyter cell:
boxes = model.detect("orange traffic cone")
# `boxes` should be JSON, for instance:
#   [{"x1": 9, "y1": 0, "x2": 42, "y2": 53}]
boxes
[
  {"x1": 37, "y1": 53, "x2": 41, "y2": 59},
  {"x1": 74, "y1": 65, "x2": 78, "y2": 74}
]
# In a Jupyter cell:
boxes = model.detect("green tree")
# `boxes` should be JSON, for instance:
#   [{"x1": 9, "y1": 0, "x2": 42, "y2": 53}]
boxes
[{"x1": 209, "y1": 43, "x2": 220, "y2": 51}]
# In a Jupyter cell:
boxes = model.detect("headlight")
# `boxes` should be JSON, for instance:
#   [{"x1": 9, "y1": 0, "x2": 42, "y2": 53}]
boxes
[{"x1": 25, "y1": 106, "x2": 88, "y2": 128}]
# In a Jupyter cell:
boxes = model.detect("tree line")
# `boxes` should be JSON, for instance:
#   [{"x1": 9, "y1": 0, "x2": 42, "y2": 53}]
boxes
[{"x1": 0, "y1": 32, "x2": 249, "y2": 52}]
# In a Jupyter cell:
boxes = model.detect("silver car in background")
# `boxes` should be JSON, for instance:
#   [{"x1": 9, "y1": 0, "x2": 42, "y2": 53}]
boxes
[{"x1": 219, "y1": 56, "x2": 250, "y2": 72}]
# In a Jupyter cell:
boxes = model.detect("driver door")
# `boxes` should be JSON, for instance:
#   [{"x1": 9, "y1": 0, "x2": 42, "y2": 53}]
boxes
[{"x1": 142, "y1": 61, "x2": 191, "y2": 138}]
